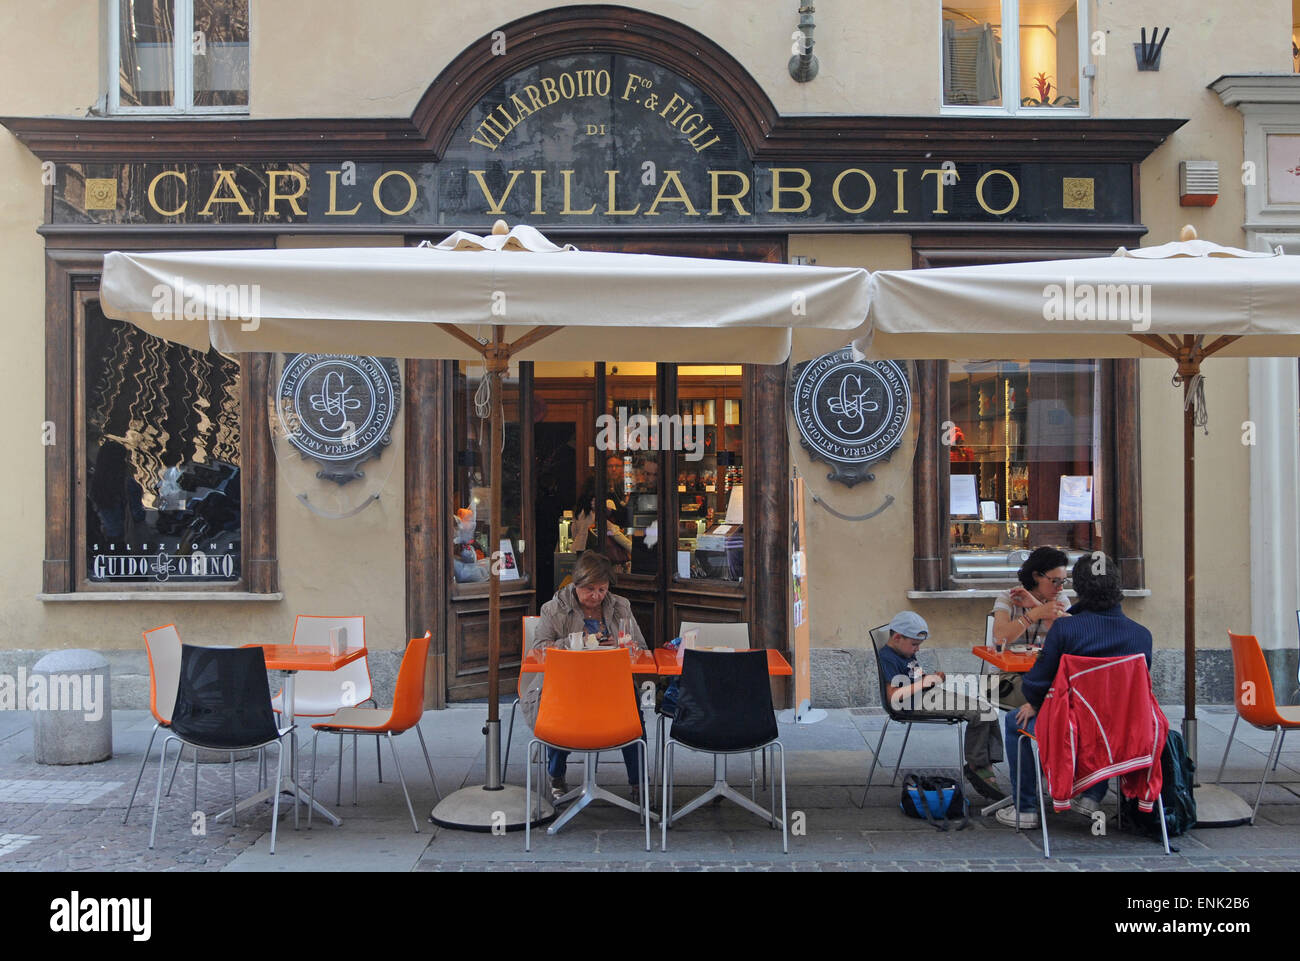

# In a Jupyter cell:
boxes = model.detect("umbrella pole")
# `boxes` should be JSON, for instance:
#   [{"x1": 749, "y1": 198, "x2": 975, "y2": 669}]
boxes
[
  {"x1": 484, "y1": 345, "x2": 505, "y2": 790},
  {"x1": 1181, "y1": 357, "x2": 1198, "y2": 769},
  {"x1": 429, "y1": 332, "x2": 555, "y2": 829}
]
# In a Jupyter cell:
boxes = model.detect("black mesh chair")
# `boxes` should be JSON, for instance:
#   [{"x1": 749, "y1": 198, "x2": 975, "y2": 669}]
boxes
[
  {"x1": 148, "y1": 645, "x2": 295, "y2": 854},
  {"x1": 857, "y1": 624, "x2": 969, "y2": 808},
  {"x1": 660, "y1": 649, "x2": 787, "y2": 852}
]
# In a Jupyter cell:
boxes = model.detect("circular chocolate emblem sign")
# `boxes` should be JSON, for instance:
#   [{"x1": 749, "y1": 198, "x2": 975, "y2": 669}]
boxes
[
  {"x1": 790, "y1": 350, "x2": 911, "y2": 487},
  {"x1": 276, "y1": 354, "x2": 400, "y2": 484}
]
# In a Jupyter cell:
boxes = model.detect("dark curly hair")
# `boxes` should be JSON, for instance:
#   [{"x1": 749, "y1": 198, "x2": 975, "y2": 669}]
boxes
[
  {"x1": 1071, "y1": 551, "x2": 1124, "y2": 611},
  {"x1": 1017, "y1": 546, "x2": 1070, "y2": 591}
]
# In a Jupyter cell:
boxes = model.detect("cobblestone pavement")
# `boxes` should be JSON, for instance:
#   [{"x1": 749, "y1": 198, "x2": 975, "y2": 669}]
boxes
[{"x1": 0, "y1": 705, "x2": 1296, "y2": 872}]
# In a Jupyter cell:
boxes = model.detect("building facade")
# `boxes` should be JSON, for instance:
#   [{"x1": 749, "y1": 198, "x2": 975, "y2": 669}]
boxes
[{"x1": 1, "y1": 1, "x2": 1298, "y2": 708}]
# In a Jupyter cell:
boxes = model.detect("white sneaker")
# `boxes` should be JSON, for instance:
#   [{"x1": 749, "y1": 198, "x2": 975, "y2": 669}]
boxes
[
  {"x1": 1070, "y1": 796, "x2": 1102, "y2": 818},
  {"x1": 994, "y1": 805, "x2": 1040, "y2": 829}
]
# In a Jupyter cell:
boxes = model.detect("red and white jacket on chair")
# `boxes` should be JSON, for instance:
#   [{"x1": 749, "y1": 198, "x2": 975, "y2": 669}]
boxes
[{"x1": 1035, "y1": 653, "x2": 1168, "y2": 812}]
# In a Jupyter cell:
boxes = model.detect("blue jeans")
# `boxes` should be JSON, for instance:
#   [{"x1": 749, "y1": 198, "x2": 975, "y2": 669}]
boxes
[
  {"x1": 1004, "y1": 711, "x2": 1107, "y2": 813},
  {"x1": 546, "y1": 710, "x2": 647, "y2": 786}
]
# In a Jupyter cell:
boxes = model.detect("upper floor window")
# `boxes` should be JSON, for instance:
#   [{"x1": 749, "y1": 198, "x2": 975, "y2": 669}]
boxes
[
  {"x1": 942, "y1": 1, "x2": 1087, "y2": 115},
  {"x1": 111, "y1": 0, "x2": 249, "y2": 114}
]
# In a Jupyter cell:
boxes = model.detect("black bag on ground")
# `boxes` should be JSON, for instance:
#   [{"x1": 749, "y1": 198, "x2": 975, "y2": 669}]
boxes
[
  {"x1": 900, "y1": 773, "x2": 969, "y2": 831},
  {"x1": 1122, "y1": 728, "x2": 1197, "y2": 839}
]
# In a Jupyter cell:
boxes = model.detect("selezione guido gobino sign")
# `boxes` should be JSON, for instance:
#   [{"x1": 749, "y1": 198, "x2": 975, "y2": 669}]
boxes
[
  {"x1": 275, "y1": 354, "x2": 400, "y2": 484},
  {"x1": 790, "y1": 350, "x2": 911, "y2": 487}
]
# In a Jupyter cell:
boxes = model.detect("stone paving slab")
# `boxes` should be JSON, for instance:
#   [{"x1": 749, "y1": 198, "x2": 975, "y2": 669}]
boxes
[{"x1": 0, "y1": 706, "x2": 1296, "y2": 872}]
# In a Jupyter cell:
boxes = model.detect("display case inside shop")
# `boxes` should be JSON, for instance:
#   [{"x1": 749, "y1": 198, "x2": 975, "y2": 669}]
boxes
[
  {"x1": 948, "y1": 360, "x2": 1099, "y2": 582},
  {"x1": 676, "y1": 368, "x2": 744, "y2": 581}
]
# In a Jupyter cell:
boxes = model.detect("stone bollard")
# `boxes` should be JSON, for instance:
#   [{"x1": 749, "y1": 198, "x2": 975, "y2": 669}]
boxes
[{"x1": 31, "y1": 650, "x2": 112, "y2": 764}]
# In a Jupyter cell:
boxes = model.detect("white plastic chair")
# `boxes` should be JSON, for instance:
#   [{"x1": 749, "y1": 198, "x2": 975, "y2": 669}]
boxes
[
  {"x1": 123, "y1": 624, "x2": 183, "y2": 823},
  {"x1": 502, "y1": 615, "x2": 542, "y2": 778},
  {"x1": 271, "y1": 615, "x2": 379, "y2": 804}
]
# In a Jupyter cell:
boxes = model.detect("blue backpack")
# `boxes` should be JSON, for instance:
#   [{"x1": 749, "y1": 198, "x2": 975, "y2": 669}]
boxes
[{"x1": 1122, "y1": 728, "x2": 1197, "y2": 840}]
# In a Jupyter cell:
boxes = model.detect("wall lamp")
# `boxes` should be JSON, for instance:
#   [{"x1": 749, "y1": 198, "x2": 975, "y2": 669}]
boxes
[{"x1": 789, "y1": 3, "x2": 819, "y2": 82}]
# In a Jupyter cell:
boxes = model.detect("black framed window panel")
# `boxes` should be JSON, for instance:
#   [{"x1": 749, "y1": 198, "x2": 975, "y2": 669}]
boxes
[{"x1": 77, "y1": 298, "x2": 244, "y2": 590}]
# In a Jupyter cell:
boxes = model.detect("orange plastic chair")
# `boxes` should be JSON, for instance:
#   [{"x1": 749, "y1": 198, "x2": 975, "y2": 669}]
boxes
[
  {"x1": 306, "y1": 632, "x2": 440, "y2": 833},
  {"x1": 1215, "y1": 632, "x2": 1300, "y2": 823},
  {"x1": 525, "y1": 648, "x2": 649, "y2": 851}
]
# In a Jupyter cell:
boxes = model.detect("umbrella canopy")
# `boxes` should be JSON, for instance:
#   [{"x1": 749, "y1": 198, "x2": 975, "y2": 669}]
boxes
[
  {"x1": 861, "y1": 237, "x2": 1300, "y2": 360},
  {"x1": 857, "y1": 228, "x2": 1300, "y2": 770},
  {"x1": 100, "y1": 224, "x2": 870, "y2": 364},
  {"x1": 98, "y1": 221, "x2": 871, "y2": 827}
]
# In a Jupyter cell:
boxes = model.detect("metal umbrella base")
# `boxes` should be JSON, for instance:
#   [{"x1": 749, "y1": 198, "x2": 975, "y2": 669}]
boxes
[
  {"x1": 1191, "y1": 784, "x2": 1254, "y2": 828},
  {"x1": 431, "y1": 784, "x2": 552, "y2": 832}
]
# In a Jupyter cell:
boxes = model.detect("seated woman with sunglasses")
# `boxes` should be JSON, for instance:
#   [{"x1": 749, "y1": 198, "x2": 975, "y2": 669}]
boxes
[
  {"x1": 991, "y1": 546, "x2": 1072, "y2": 652},
  {"x1": 961, "y1": 547, "x2": 1072, "y2": 801}
]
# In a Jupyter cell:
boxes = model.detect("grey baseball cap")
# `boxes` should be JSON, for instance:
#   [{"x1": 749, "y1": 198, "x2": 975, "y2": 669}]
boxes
[{"x1": 888, "y1": 611, "x2": 930, "y2": 639}]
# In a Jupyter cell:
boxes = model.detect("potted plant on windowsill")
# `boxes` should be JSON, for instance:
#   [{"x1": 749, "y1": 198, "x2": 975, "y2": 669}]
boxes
[{"x1": 1021, "y1": 72, "x2": 1078, "y2": 107}]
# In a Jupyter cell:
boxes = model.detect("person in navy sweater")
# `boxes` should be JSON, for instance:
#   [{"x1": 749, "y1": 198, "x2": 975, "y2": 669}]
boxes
[{"x1": 996, "y1": 551, "x2": 1154, "y2": 828}]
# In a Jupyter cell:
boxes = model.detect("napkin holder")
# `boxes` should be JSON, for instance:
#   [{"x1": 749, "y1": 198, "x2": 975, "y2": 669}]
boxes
[{"x1": 329, "y1": 626, "x2": 348, "y2": 657}]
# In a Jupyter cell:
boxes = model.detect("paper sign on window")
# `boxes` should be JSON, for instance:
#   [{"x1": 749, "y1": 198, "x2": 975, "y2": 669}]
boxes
[{"x1": 1058, "y1": 475, "x2": 1093, "y2": 522}]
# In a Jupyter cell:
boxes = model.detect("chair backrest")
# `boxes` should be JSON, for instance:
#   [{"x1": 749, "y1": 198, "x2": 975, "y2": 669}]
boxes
[
  {"x1": 867, "y1": 624, "x2": 900, "y2": 712},
  {"x1": 535, "y1": 648, "x2": 641, "y2": 750},
  {"x1": 1227, "y1": 631, "x2": 1281, "y2": 726},
  {"x1": 387, "y1": 632, "x2": 432, "y2": 732},
  {"x1": 143, "y1": 624, "x2": 183, "y2": 725},
  {"x1": 171, "y1": 644, "x2": 279, "y2": 749},
  {"x1": 679, "y1": 620, "x2": 751, "y2": 649},
  {"x1": 984, "y1": 613, "x2": 996, "y2": 648},
  {"x1": 518, "y1": 615, "x2": 542, "y2": 697},
  {"x1": 670, "y1": 649, "x2": 776, "y2": 751},
  {"x1": 291, "y1": 614, "x2": 365, "y2": 649},
  {"x1": 287, "y1": 615, "x2": 373, "y2": 711}
]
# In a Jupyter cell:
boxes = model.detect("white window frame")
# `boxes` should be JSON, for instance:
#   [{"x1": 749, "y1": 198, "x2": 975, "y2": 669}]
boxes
[
  {"x1": 108, "y1": 0, "x2": 248, "y2": 115},
  {"x1": 939, "y1": 0, "x2": 1090, "y2": 117}
]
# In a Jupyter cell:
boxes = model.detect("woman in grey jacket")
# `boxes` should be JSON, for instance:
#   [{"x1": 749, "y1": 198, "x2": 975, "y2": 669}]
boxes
[{"x1": 521, "y1": 551, "x2": 648, "y2": 802}]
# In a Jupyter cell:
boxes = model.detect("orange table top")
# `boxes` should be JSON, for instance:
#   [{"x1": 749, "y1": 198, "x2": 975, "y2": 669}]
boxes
[
  {"x1": 521, "y1": 646, "x2": 660, "y2": 675},
  {"x1": 972, "y1": 646, "x2": 1040, "y2": 673},
  {"x1": 654, "y1": 647, "x2": 793, "y2": 677},
  {"x1": 244, "y1": 644, "x2": 368, "y2": 672}
]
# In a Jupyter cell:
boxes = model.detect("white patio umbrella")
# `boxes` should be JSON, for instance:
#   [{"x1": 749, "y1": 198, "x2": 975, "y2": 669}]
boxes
[
  {"x1": 100, "y1": 221, "x2": 871, "y2": 829},
  {"x1": 859, "y1": 226, "x2": 1300, "y2": 821}
]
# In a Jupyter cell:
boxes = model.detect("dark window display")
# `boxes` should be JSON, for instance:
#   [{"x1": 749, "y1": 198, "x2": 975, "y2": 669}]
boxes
[{"x1": 83, "y1": 305, "x2": 241, "y2": 583}]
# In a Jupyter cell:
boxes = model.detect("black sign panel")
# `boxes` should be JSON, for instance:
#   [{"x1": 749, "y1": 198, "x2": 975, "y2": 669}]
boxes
[
  {"x1": 53, "y1": 56, "x2": 1133, "y2": 228},
  {"x1": 791, "y1": 351, "x2": 912, "y2": 487}
]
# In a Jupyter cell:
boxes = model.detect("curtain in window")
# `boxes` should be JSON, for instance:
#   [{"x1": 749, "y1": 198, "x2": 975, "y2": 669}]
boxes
[{"x1": 944, "y1": 19, "x2": 1001, "y2": 105}]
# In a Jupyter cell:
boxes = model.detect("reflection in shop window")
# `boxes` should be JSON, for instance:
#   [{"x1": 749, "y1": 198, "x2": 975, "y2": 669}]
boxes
[
  {"x1": 83, "y1": 305, "x2": 241, "y2": 584},
  {"x1": 947, "y1": 360, "x2": 1098, "y2": 581},
  {"x1": 114, "y1": 0, "x2": 249, "y2": 112},
  {"x1": 452, "y1": 361, "x2": 524, "y2": 585},
  {"x1": 676, "y1": 366, "x2": 743, "y2": 582}
]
